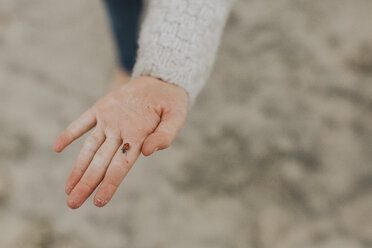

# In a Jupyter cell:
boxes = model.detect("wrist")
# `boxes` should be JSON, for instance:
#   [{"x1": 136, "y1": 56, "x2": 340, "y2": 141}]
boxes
[{"x1": 135, "y1": 76, "x2": 189, "y2": 99}]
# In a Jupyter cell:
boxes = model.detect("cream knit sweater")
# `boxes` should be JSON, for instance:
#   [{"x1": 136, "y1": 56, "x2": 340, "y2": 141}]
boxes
[{"x1": 132, "y1": 0, "x2": 235, "y2": 103}]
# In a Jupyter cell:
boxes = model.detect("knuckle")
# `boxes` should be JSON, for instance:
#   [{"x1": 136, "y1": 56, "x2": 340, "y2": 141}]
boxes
[
  {"x1": 110, "y1": 159, "x2": 122, "y2": 168},
  {"x1": 82, "y1": 142, "x2": 96, "y2": 155},
  {"x1": 106, "y1": 136, "x2": 122, "y2": 146},
  {"x1": 65, "y1": 123, "x2": 76, "y2": 133},
  {"x1": 112, "y1": 159, "x2": 131, "y2": 172},
  {"x1": 63, "y1": 129, "x2": 74, "y2": 141},
  {"x1": 113, "y1": 159, "x2": 128, "y2": 169},
  {"x1": 122, "y1": 163, "x2": 131, "y2": 173},
  {"x1": 91, "y1": 155, "x2": 105, "y2": 167},
  {"x1": 107, "y1": 180, "x2": 119, "y2": 189},
  {"x1": 73, "y1": 166, "x2": 85, "y2": 175},
  {"x1": 80, "y1": 180, "x2": 94, "y2": 190},
  {"x1": 90, "y1": 132, "x2": 103, "y2": 143}
]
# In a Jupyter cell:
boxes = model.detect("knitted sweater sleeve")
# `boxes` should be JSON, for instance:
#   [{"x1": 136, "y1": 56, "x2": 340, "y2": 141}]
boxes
[{"x1": 132, "y1": 0, "x2": 235, "y2": 104}]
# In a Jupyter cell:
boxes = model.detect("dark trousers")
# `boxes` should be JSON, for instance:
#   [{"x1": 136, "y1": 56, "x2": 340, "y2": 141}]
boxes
[{"x1": 103, "y1": 0, "x2": 144, "y2": 73}]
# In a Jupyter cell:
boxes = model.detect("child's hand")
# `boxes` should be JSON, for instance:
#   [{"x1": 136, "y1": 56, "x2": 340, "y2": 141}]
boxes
[{"x1": 54, "y1": 76, "x2": 188, "y2": 209}]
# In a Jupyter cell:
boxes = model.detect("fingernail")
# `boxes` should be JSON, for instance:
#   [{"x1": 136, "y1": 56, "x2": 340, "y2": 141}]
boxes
[{"x1": 94, "y1": 198, "x2": 107, "y2": 208}]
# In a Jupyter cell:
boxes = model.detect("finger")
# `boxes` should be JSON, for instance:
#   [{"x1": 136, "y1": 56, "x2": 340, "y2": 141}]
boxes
[
  {"x1": 66, "y1": 137, "x2": 122, "y2": 209},
  {"x1": 65, "y1": 129, "x2": 105, "y2": 195},
  {"x1": 54, "y1": 109, "x2": 96, "y2": 152},
  {"x1": 141, "y1": 108, "x2": 186, "y2": 156},
  {"x1": 94, "y1": 142, "x2": 141, "y2": 207}
]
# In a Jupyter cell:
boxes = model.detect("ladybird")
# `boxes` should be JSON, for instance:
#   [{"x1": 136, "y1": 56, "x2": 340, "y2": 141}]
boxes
[{"x1": 122, "y1": 143, "x2": 130, "y2": 154}]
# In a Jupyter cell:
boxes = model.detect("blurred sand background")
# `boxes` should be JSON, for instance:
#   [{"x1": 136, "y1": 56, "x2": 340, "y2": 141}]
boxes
[{"x1": 1, "y1": 0, "x2": 372, "y2": 247}]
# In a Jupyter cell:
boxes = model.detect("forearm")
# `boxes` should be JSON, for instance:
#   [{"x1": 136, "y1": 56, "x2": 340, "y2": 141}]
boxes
[{"x1": 132, "y1": 0, "x2": 235, "y2": 104}]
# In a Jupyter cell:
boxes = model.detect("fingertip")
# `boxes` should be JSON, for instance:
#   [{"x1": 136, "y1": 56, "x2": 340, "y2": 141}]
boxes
[
  {"x1": 65, "y1": 184, "x2": 72, "y2": 195},
  {"x1": 141, "y1": 146, "x2": 154, "y2": 156},
  {"x1": 142, "y1": 135, "x2": 158, "y2": 156},
  {"x1": 53, "y1": 137, "x2": 61, "y2": 152},
  {"x1": 54, "y1": 136, "x2": 67, "y2": 153},
  {"x1": 94, "y1": 197, "x2": 108, "y2": 208},
  {"x1": 142, "y1": 141, "x2": 158, "y2": 156},
  {"x1": 54, "y1": 142, "x2": 63, "y2": 153},
  {"x1": 55, "y1": 131, "x2": 74, "y2": 153},
  {"x1": 66, "y1": 197, "x2": 80, "y2": 209},
  {"x1": 94, "y1": 189, "x2": 111, "y2": 207},
  {"x1": 94, "y1": 182, "x2": 117, "y2": 208}
]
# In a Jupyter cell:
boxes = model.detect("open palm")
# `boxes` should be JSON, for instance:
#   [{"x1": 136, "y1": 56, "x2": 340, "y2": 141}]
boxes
[{"x1": 54, "y1": 76, "x2": 188, "y2": 209}]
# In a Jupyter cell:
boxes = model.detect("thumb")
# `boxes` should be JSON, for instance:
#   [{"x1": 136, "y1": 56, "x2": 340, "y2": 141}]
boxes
[{"x1": 142, "y1": 108, "x2": 187, "y2": 156}]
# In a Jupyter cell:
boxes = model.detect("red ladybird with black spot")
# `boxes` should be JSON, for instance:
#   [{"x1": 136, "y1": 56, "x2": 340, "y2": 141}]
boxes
[{"x1": 122, "y1": 143, "x2": 130, "y2": 154}]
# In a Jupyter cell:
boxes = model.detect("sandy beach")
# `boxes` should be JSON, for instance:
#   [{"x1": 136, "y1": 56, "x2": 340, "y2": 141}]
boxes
[{"x1": 1, "y1": 0, "x2": 372, "y2": 247}]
